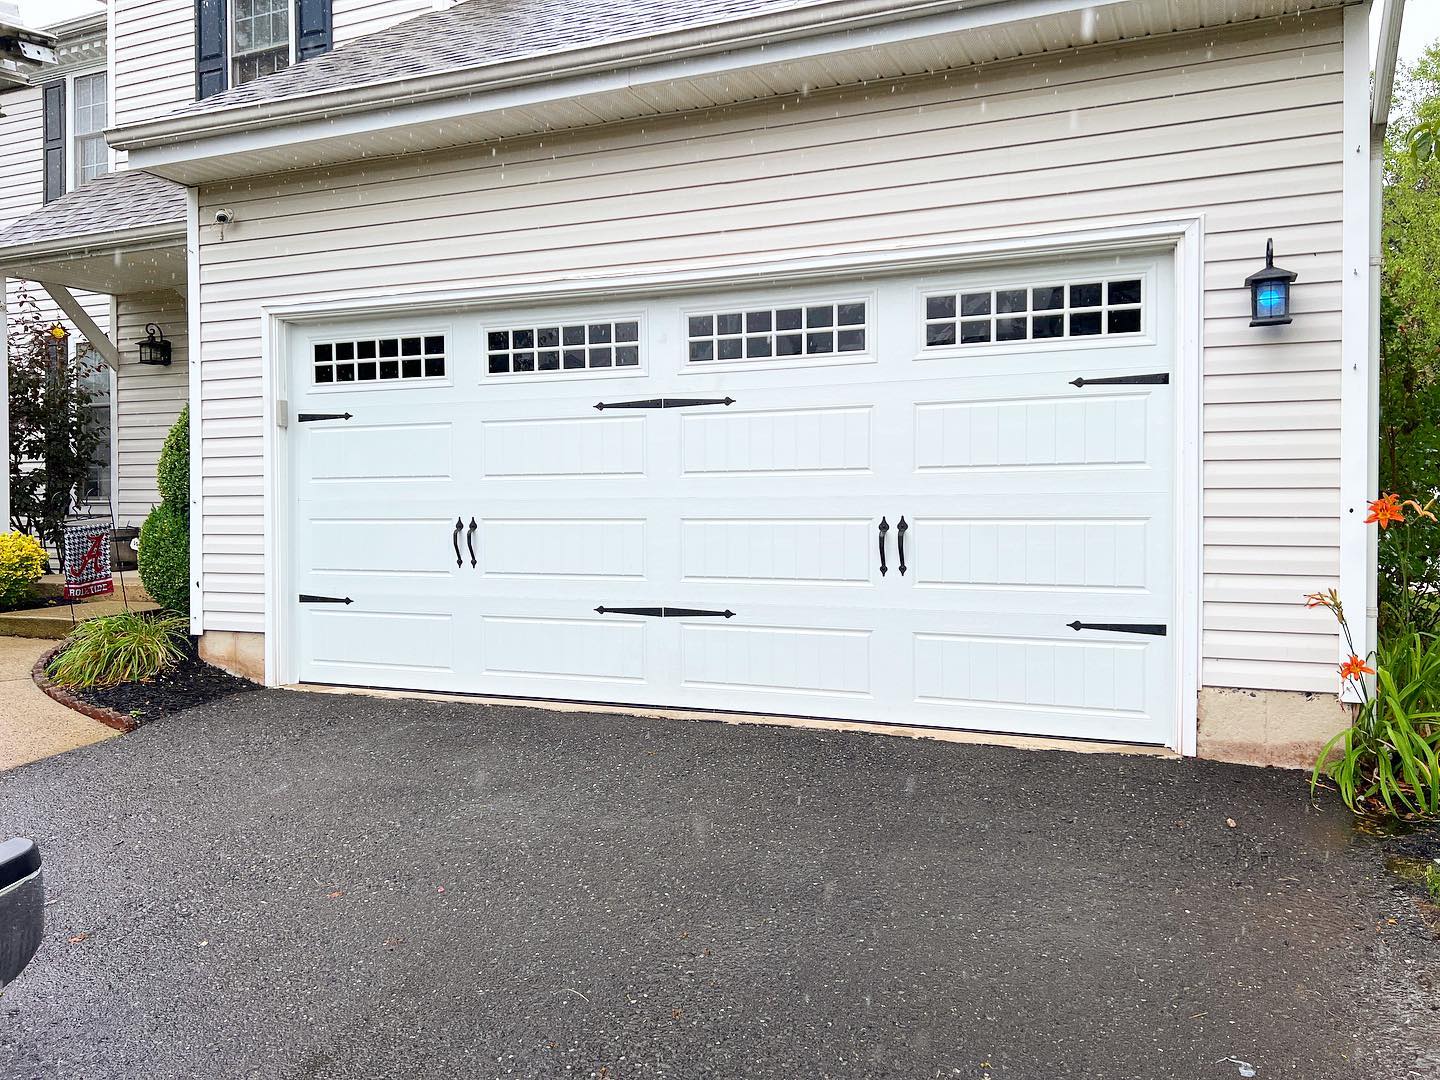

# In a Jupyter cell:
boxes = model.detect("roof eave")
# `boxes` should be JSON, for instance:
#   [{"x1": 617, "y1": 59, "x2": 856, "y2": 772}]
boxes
[{"x1": 0, "y1": 220, "x2": 186, "y2": 276}]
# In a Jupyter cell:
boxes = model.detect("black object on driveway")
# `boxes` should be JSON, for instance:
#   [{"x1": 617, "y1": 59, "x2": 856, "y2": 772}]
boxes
[{"x1": 0, "y1": 838, "x2": 43, "y2": 989}]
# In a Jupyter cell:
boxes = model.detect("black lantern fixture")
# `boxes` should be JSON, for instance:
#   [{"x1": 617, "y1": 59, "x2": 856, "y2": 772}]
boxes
[
  {"x1": 136, "y1": 323, "x2": 172, "y2": 366},
  {"x1": 1244, "y1": 238, "x2": 1298, "y2": 327}
]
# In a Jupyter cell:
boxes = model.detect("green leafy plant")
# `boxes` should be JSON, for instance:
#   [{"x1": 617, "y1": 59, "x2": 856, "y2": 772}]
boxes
[
  {"x1": 1311, "y1": 629, "x2": 1440, "y2": 819},
  {"x1": 6, "y1": 287, "x2": 103, "y2": 564},
  {"x1": 47, "y1": 611, "x2": 189, "y2": 689},
  {"x1": 137, "y1": 499, "x2": 189, "y2": 614},
  {"x1": 156, "y1": 405, "x2": 188, "y2": 506},
  {"x1": 0, "y1": 531, "x2": 46, "y2": 610},
  {"x1": 138, "y1": 408, "x2": 190, "y2": 614},
  {"x1": 1426, "y1": 863, "x2": 1440, "y2": 903}
]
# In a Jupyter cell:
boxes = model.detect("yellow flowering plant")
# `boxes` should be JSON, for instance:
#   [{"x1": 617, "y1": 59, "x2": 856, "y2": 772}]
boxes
[{"x1": 0, "y1": 531, "x2": 47, "y2": 610}]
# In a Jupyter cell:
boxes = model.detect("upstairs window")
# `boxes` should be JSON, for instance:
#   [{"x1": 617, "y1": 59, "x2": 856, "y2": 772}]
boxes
[
  {"x1": 231, "y1": 0, "x2": 291, "y2": 85},
  {"x1": 72, "y1": 73, "x2": 109, "y2": 187}
]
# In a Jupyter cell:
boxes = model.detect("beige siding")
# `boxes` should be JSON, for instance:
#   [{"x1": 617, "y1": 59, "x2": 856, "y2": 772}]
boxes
[
  {"x1": 195, "y1": 12, "x2": 1347, "y2": 693},
  {"x1": 113, "y1": 291, "x2": 189, "y2": 527}
]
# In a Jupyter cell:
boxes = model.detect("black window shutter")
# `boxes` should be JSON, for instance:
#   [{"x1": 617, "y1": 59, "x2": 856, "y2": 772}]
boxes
[
  {"x1": 41, "y1": 81, "x2": 64, "y2": 204},
  {"x1": 295, "y1": 0, "x2": 332, "y2": 60},
  {"x1": 195, "y1": 0, "x2": 227, "y2": 99}
]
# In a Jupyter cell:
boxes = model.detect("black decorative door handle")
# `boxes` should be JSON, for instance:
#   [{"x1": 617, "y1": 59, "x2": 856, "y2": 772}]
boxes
[
  {"x1": 897, "y1": 517, "x2": 908, "y2": 576},
  {"x1": 878, "y1": 517, "x2": 890, "y2": 576},
  {"x1": 466, "y1": 518, "x2": 477, "y2": 568},
  {"x1": 451, "y1": 517, "x2": 463, "y2": 568}
]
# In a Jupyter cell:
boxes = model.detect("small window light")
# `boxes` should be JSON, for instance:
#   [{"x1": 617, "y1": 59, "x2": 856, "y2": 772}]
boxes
[
  {"x1": 1245, "y1": 238, "x2": 1298, "y2": 327},
  {"x1": 136, "y1": 323, "x2": 172, "y2": 366}
]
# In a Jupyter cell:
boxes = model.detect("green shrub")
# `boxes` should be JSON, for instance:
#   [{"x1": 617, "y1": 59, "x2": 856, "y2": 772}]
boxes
[
  {"x1": 156, "y1": 406, "x2": 188, "y2": 506},
  {"x1": 0, "y1": 531, "x2": 46, "y2": 610},
  {"x1": 138, "y1": 500, "x2": 189, "y2": 614},
  {"x1": 1313, "y1": 631, "x2": 1440, "y2": 819},
  {"x1": 47, "y1": 611, "x2": 189, "y2": 688}
]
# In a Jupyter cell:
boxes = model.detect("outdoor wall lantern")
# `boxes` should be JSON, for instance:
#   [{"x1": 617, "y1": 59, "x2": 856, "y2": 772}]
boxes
[
  {"x1": 1245, "y1": 238, "x2": 1298, "y2": 326},
  {"x1": 136, "y1": 323, "x2": 172, "y2": 366}
]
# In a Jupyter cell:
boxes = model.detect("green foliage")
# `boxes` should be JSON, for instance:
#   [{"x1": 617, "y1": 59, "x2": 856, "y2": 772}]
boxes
[
  {"x1": 138, "y1": 499, "x2": 189, "y2": 614},
  {"x1": 1426, "y1": 863, "x2": 1440, "y2": 903},
  {"x1": 47, "y1": 611, "x2": 188, "y2": 689},
  {"x1": 156, "y1": 406, "x2": 188, "y2": 506},
  {"x1": 1313, "y1": 631, "x2": 1440, "y2": 819},
  {"x1": 6, "y1": 287, "x2": 104, "y2": 563},
  {"x1": 0, "y1": 531, "x2": 46, "y2": 610},
  {"x1": 1383, "y1": 47, "x2": 1440, "y2": 634}
]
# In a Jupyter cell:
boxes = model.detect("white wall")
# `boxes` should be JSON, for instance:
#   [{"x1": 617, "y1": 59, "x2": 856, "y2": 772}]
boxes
[
  {"x1": 193, "y1": 12, "x2": 1347, "y2": 694},
  {"x1": 114, "y1": 290, "x2": 188, "y2": 525}
]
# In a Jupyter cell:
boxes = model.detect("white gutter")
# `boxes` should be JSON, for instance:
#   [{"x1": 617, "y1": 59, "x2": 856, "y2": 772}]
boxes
[
  {"x1": 1372, "y1": 0, "x2": 1406, "y2": 129},
  {"x1": 109, "y1": 0, "x2": 1061, "y2": 151}
]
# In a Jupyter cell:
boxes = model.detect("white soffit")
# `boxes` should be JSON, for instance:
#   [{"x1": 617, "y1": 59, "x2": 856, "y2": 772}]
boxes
[{"x1": 123, "y1": 0, "x2": 1351, "y2": 184}]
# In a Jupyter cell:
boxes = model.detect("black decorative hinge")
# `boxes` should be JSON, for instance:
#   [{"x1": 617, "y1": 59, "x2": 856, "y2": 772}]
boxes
[
  {"x1": 595, "y1": 606, "x2": 735, "y2": 618},
  {"x1": 594, "y1": 397, "x2": 735, "y2": 411},
  {"x1": 300, "y1": 594, "x2": 353, "y2": 605},
  {"x1": 1069, "y1": 373, "x2": 1169, "y2": 388},
  {"x1": 297, "y1": 412, "x2": 354, "y2": 422},
  {"x1": 1067, "y1": 621, "x2": 1166, "y2": 636}
]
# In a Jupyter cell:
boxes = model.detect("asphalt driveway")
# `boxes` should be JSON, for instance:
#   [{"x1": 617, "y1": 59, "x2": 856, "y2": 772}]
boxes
[{"x1": 1, "y1": 689, "x2": 1436, "y2": 1080}]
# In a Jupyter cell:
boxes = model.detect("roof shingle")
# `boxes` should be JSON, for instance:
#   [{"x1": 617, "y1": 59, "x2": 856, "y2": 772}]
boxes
[
  {"x1": 171, "y1": 0, "x2": 836, "y2": 116},
  {"x1": 0, "y1": 170, "x2": 186, "y2": 251}
]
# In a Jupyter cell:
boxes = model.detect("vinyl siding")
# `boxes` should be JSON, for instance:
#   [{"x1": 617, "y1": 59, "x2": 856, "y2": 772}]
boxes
[
  {"x1": 194, "y1": 11, "x2": 1347, "y2": 693},
  {"x1": 332, "y1": 0, "x2": 439, "y2": 44},
  {"x1": 114, "y1": 0, "x2": 452, "y2": 128},
  {"x1": 113, "y1": 291, "x2": 189, "y2": 526},
  {"x1": 112, "y1": 0, "x2": 195, "y2": 127}
]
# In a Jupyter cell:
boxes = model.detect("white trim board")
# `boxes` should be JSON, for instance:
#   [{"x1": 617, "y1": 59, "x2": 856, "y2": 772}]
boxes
[{"x1": 252, "y1": 215, "x2": 1205, "y2": 754}]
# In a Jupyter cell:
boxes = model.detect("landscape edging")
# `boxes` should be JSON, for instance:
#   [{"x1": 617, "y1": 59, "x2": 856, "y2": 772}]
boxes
[{"x1": 31, "y1": 641, "x2": 141, "y2": 734}]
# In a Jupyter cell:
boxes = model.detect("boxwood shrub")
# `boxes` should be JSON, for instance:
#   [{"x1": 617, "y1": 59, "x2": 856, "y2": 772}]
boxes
[
  {"x1": 138, "y1": 501, "x2": 189, "y2": 615},
  {"x1": 156, "y1": 405, "x2": 189, "y2": 506}
]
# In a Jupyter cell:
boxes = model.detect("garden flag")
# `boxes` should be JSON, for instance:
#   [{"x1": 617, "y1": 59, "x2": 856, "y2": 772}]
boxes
[{"x1": 62, "y1": 519, "x2": 114, "y2": 599}]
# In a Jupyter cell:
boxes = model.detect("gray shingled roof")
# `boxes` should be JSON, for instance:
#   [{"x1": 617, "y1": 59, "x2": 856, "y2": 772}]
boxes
[
  {"x1": 172, "y1": 0, "x2": 838, "y2": 115},
  {"x1": 0, "y1": 169, "x2": 185, "y2": 251}
]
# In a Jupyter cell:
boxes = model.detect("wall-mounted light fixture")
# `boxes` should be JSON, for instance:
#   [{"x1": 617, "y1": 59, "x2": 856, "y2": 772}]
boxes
[
  {"x1": 136, "y1": 323, "x2": 172, "y2": 366},
  {"x1": 1245, "y1": 238, "x2": 1298, "y2": 327}
]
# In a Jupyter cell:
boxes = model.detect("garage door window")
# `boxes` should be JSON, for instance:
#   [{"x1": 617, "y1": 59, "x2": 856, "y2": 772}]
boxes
[
  {"x1": 687, "y1": 300, "x2": 867, "y2": 362},
  {"x1": 487, "y1": 319, "x2": 641, "y2": 375},
  {"x1": 924, "y1": 278, "x2": 1142, "y2": 347},
  {"x1": 314, "y1": 336, "x2": 446, "y2": 384}
]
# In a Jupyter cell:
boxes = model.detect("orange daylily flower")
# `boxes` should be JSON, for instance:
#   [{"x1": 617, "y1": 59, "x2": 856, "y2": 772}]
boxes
[
  {"x1": 1402, "y1": 497, "x2": 1438, "y2": 522},
  {"x1": 1338, "y1": 655, "x2": 1375, "y2": 681},
  {"x1": 1365, "y1": 493, "x2": 1405, "y2": 529},
  {"x1": 1305, "y1": 588, "x2": 1341, "y2": 611}
]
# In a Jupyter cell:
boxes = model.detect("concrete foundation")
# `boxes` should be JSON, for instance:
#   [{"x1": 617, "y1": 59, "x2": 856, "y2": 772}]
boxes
[
  {"x1": 199, "y1": 630, "x2": 265, "y2": 683},
  {"x1": 1197, "y1": 686, "x2": 1351, "y2": 770}
]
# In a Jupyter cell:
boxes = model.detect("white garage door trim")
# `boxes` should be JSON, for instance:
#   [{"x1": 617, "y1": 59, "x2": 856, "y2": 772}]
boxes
[{"x1": 254, "y1": 216, "x2": 1203, "y2": 753}]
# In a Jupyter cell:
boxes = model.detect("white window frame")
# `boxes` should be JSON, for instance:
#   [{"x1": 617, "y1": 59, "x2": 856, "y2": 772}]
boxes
[
  {"x1": 226, "y1": 0, "x2": 298, "y2": 88},
  {"x1": 65, "y1": 66, "x2": 112, "y2": 193}
]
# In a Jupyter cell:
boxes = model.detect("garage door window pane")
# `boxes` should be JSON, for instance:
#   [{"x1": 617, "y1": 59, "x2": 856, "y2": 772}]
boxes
[
  {"x1": 688, "y1": 299, "x2": 867, "y2": 363},
  {"x1": 315, "y1": 334, "x2": 445, "y2": 384},
  {"x1": 486, "y1": 318, "x2": 643, "y2": 375},
  {"x1": 924, "y1": 276, "x2": 1143, "y2": 349}
]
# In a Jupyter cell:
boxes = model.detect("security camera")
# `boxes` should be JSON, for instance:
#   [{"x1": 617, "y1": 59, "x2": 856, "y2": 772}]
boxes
[{"x1": 214, "y1": 208, "x2": 235, "y2": 226}]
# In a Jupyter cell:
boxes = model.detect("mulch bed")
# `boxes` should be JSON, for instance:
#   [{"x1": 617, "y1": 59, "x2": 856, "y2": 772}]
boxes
[{"x1": 34, "y1": 635, "x2": 258, "y2": 732}]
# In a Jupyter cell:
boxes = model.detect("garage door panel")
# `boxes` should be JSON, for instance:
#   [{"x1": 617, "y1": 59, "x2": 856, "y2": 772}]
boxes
[
  {"x1": 680, "y1": 622, "x2": 874, "y2": 700},
  {"x1": 680, "y1": 405, "x2": 873, "y2": 477},
  {"x1": 679, "y1": 517, "x2": 874, "y2": 587},
  {"x1": 303, "y1": 421, "x2": 455, "y2": 484},
  {"x1": 307, "y1": 515, "x2": 458, "y2": 578},
  {"x1": 478, "y1": 615, "x2": 648, "y2": 685},
  {"x1": 479, "y1": 518, "x2": 647, "y2": 580},
  {"x1": 912, "y1": 516, "x2": 1152, "y2": 592},
  {"x1": 301, "y1": 608, "x2": 456, "y2": 680},
  {"x1": 482, "y1": 415, "x2": 647, "y2": 479}
]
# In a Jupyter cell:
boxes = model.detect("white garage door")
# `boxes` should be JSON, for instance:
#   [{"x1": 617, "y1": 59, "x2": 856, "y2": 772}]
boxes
[{"x1": 285, "y1": 255, "x2": 1177, "y2": 744}]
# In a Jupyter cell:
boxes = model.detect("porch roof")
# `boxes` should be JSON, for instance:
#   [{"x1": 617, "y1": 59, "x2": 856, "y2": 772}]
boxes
[{"x1": 0, "y1": 170, "x2": 187, "y2": 295}]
